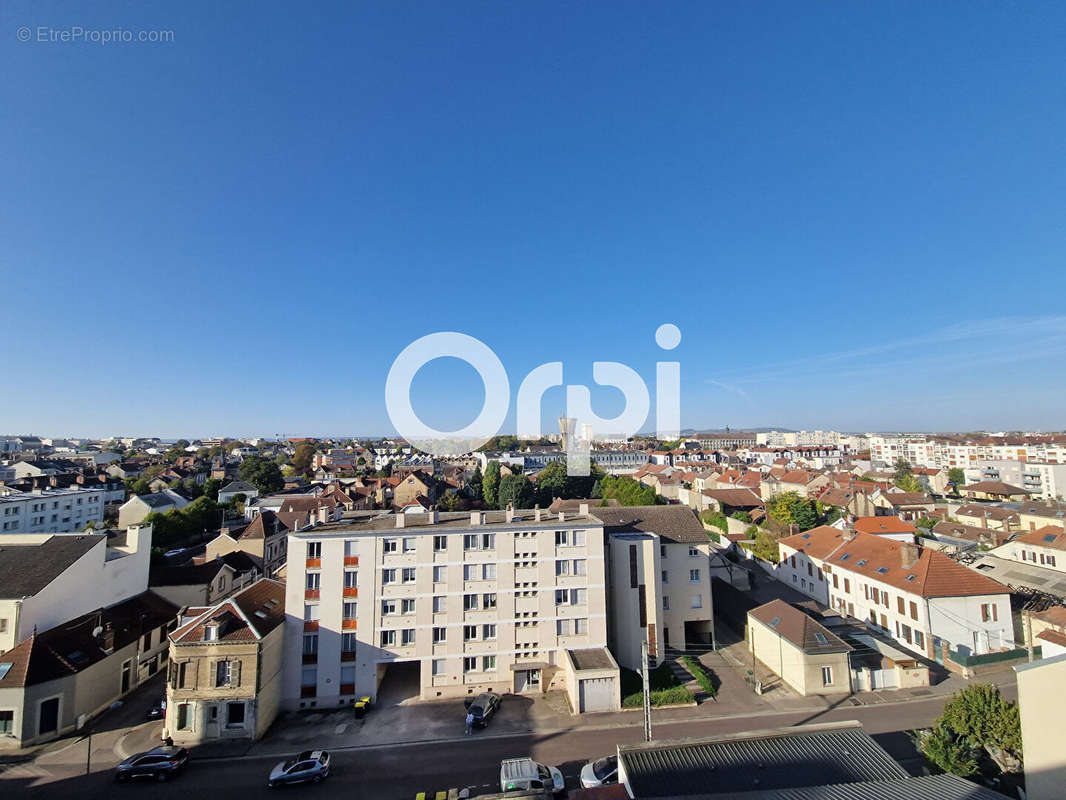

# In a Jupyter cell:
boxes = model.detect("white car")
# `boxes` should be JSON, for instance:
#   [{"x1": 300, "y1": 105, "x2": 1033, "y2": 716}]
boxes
[{"x1": 580, "y1": 755, "x2": 618, "y2": 788}]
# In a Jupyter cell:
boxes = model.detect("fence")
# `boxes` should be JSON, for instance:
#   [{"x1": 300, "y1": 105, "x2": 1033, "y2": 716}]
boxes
[{"x1": 947, "y1": 646, "x2": 1039, "y2": 668}]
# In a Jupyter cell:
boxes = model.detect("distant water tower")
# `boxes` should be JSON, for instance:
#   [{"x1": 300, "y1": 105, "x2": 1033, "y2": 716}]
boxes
[{"x1": 559, "y1": 417, "x2": 576, "y2": 451}]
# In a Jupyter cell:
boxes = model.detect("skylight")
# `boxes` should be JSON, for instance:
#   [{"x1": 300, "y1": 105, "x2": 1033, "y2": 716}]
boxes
[
  {"x1": 906, "y1": 574, "x2": 916, "y2": 581},
  {"x1": 876, "y1": 567, "x2": 888, "y2": 574},
  {"x1": 839, "y1": 554, "x2": 851, "y2": 561},
  {"x1": 857, "y1": 559, "x2": 868, "y2": 567},
  {"x1": 254, "y1": 610, "x2": 268, "y2": 618},
  {"x1": 770, "y1": 617, "x2": 781, "y2": 628},
  {"x1": 814, "y1": 633, "x2": 828, "y2": 645},
  {"x1": 1043, "y1": 534, "x2": 1058, "y2": 543},
  {"x1": 0, "y1": 663, "x2": 11, "y2": 680}
]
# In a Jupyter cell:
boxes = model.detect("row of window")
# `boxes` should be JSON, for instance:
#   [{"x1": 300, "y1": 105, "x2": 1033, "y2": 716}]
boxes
[
  {"x1": 661, "y1": 594, "x2": 703, "y2": 610},
  {"x1": 1019, "y1": 549, "x2": 1058, "y2": 567},
  {"x1": 661, "y1": 569, "x2": 702, "y2": 584}
]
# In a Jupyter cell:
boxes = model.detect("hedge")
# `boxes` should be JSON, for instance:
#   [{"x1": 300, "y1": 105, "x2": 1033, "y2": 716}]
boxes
[
  {"x1": 622, "y1": 686, "x2": 695, "y2": 707},
  {"x1": 681, "y1": 656, "x2": 717, "y2": 698}
]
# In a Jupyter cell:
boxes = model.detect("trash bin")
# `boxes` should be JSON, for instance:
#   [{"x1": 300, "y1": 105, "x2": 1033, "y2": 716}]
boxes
[{"x1": 354, "y1": 701, "x2": 366, "y2": 719}]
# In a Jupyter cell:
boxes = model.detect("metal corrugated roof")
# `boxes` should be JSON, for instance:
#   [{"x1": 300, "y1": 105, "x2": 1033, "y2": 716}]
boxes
[
  {"x1": 654, "y1": 773, "x2": 1008, "y2": 800},
  {"x1": 619, "y1": 724, "x2": 907, "y2": 798}
]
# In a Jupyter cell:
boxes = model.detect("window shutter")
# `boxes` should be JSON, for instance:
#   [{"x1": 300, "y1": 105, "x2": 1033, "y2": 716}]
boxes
[{"x1": 233, "y1": 660, "x2": 242, "y2": 686}]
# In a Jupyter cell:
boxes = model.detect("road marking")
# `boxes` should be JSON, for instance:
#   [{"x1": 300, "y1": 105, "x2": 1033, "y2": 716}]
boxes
[{"x1": 335, "y1": 723, "x2": 348, "y2": 734}]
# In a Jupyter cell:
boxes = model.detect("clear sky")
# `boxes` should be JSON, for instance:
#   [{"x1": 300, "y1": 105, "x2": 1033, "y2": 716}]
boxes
[{"x1": 3, "y1": 1, "x2": 1065, "y2": 439}]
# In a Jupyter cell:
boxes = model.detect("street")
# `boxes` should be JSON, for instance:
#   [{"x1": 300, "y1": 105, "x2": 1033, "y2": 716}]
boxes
[{"x1": 1, "y1": 687, "x2": 999, "y2": 800}]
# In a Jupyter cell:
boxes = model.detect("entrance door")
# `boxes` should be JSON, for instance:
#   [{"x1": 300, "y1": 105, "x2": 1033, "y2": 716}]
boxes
[
  {"x1": 515, "y1": 670, "x2": 528, "y2": 692},
  {"x1": 121, "y1": 660, "x2": 131, "y2": 693},
  {"x1": 38, "y1": 697, "x2": 59, "y2": 736}
]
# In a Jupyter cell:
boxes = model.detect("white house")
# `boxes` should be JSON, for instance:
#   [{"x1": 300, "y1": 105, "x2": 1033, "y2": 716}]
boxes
[
  {"x1": 118, "y1": 489, "x2": 189, "y2": 528},
  {"x1": 218, "y1": 480, "x2": 260, "y2": 505},
  {"x1": 989, "y1": 525, "x2": 1065, "y2": 572}
]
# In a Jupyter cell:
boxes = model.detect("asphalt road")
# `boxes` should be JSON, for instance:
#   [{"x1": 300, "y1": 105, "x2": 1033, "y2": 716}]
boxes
[{"x1": 3, "y1": 689, "x2": 987, "y2": 800}]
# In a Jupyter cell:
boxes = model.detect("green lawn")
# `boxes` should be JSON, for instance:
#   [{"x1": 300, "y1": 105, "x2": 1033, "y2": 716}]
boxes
[{"x1": 620, "y1": 665, "x2": 694, "y2": 707}]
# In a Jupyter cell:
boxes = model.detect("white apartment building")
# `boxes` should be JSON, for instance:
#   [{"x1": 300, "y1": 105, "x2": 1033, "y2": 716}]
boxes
[
  {"x1": 0, "y1": 526, "x2": 152, "y2": 653},
  {"x1": 281, "y1": 507, "x2": 617, "y2": 713},
  {"x1": 823, "y1": 532, "x2": 1013, "y2": 664},
  {"x1": 971, "y1": 460, "x2": 1066, "y2": 501},
  {"x1": 0, "y1": 485, "x2": 108, "y2": 534},
  {"x1": 869, "y1": 435, "x2": 1066, "y2": 471}
]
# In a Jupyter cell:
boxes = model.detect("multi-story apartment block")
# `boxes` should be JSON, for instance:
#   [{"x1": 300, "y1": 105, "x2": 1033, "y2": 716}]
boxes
[
  {"x1": 165, "y1": 579, "x2": 285, "y2": 745},
  {"x1": 0, "y1": 485, "x2": 108, "y2": 534},
  {"x1": 281, "y1": 506, "x2": 617, "y2": 713},
  {"x1": 972, "y1": 460, "x2": 1066, "y2": 501},
  {"x1": 824, "y1": 533, "x2": 1012, "y2": 664}
]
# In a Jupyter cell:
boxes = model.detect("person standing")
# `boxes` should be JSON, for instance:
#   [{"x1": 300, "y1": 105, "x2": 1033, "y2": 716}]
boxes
[{"x1": 465, "y1": 711, "x2": 474, "y2": 735}]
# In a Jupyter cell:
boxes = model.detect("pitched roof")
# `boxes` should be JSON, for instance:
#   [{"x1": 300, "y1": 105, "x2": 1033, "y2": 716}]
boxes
[
  {"x1": 961, "y1": 480, "x2": 1031, "y2": 495},
  {"x1": 853, "y1": 516, "x2": 917, "y2": 535},
  {"x1": 594, "y1": 505, "x2": 709, "y2": 544},
  {"x1": 827, "y1": 534, "x2": 1009, "y2": 598},
  {"x1": 881, "y1": 491, "x2": 933, "y2": 506},
  {"x1": 956, "y1": 504, "x2": 1019, "y2": 522},
  {"x1": 1030, "y1": 605, "x2": 1066, "y2": 628},
  {"x1": 1013, "y1": 525, "x2": 1066, "y2": 551},
  {"x1": 1036, "y1": 629, "x2": 1066, "y2": 649},
  {"x1": 219, "y1": 480, "x2": 257, "y2": 493},
  {"x1": 931, "y1": 521, "x2": 1011, "y2": 546},
  {"x1": 240, "y1": 510, "x2": 290, "y2": 540},
  {"x1": 171, "y1": 579, "x2": 285, "y2": 643},
  {"x1": 778, "y1": 526, "x2": 848, "y2": 560},
  {"x1": 0, "y1": 534, "x2": 104, "y2": 598},
  {"x1": 702, "y1": 488, "x2": 764, "y2": 508},
  {"x1": 748, "y1": 600, "x2": 851, "y2": 654},
  {"x1": 0, "y1": 591, "x2": 177, "y2": 688}
]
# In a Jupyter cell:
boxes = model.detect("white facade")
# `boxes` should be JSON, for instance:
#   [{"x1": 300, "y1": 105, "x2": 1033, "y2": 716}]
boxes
[
  {"x1": 281, "y1": 509, "x2": 609, "y2": 711},
  {"x1": 0, "y1": 486, "x2": 108, "y2": 534},
  {"x1": 0, "y1": 526, "x2": 152, "y2": 653}
]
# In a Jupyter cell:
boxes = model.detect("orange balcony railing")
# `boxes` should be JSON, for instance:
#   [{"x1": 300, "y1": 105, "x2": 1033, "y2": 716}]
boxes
[
  {"x1": 343, "y1": 587, "x2": 359, "y2": 598},
  {"x1": 341, "y1": 651, "x2": 356, "y2": 662},
  {"x1": 305, "y1": 558, "x2": 321, "y2": 568},
  {"x1": 303, "y1": 621, "x2": 319, "y2": 632},
  {"x1": 344, "y1": 556, "x2": 359, "y2": 566},
  {"x1": 304, "y1": 589, "x2": 320, "y2": 600}
]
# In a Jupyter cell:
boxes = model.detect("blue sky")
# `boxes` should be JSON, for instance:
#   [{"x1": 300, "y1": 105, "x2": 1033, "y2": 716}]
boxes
[{"x1": 2, "y1": 1, "x2": 1065, "y2": 439}]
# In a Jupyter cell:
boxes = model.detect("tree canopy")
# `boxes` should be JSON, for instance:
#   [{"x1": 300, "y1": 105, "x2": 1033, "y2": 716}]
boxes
[
  {"x1": 599, "y1": 475, "x2": 661, "y2": 506},
  {"x1": 916, "y1": 684, "x2": 1022, "y2": 777},
  {"x1": 238, "y1": 456, "x2": 285, "y2": 493},
  {"x1": 893, "y1": 459, "x2": 923, "y2": 493},
  {"x1": 767, "y1": 491, "x2": 817, "y2": 530},
  {"x1": 291, "y1": 444, "x2": 317, "y2": 475},
  {"x1": 482, "y1": 461, "x2": 501, "y2": 508}
]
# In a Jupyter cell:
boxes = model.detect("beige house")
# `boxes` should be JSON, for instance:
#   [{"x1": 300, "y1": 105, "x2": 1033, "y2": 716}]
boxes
[
  {"x1": 392, "y1": 470, "x2": 436, "y2": 508},
  {"x1": 1015, "y1": 652, "x2": 1066, "y2": 800},
  {"x1": 747, "y1": 599, "x2": 852, "y2": 696},
  {"x1": 165, "y1": 579, "x2": 285, "y2": 745},
  {"x1": 206, "y1": 510, "x2": 290, "y2": 577}
]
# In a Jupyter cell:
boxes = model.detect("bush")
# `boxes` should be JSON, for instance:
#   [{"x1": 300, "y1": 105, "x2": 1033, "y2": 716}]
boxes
[
  {"x1": 622, "y1": 686, "x2": 695, "y2": 707},
  {"x1": 700, "y1": 510, "x2": 729, "y2": 534},
  {"x1": 681, "y1": 656, "x2": 717, "y2": 698}
]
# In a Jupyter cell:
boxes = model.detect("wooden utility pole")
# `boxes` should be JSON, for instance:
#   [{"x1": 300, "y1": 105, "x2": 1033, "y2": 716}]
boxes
[{"x1": 641, "y1": 638, "x2": 652, "y2": 742}]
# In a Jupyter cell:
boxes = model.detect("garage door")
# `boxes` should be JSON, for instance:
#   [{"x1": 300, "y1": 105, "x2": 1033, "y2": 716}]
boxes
[{"x1": 579, "y1": 678, "x2": 613, "y2": 713}]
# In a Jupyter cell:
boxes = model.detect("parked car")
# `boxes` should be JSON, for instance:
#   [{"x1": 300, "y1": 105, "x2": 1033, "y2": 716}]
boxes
[
  {"x1": 145, "y1": 698, "x2": 166, "y2": 720},
  {"x1": 579, "y1": 755, "x2": 618, "y2": 788},
  {"x1": 268, "y1": 750, "x2": 331, "y2": 787},
  {"x1": 500, "y1": 757, "x2": 565, "y2": 795},
  {"x1": 464, "y1": 692, "x2": 501, "y2": 728},
  {"x1": 114, "y1": 746, "x2": 188, "y2": 782}
]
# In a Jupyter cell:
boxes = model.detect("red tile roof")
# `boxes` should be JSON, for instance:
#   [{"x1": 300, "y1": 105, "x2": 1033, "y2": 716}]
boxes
[
  {"x1": 1013, "y1": 525, "x2": 1066, "y2": 551},
  {"x1": 853, "y1": 516, "x2": 917, "y2": 535},
  {"x1": 779, "y1": 525, "x2": 849, "y2": 560}
]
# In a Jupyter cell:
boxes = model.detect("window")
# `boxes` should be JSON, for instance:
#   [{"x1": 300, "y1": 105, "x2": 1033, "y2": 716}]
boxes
[
  {"x1": 432, "y1": 626, "x2": 447, "y2": 644},
  {"x1": 821, "y1": 666, "x2": 833, "y2": 686},
  {"x1": 844, "y1": 578, "x2": 850, "y2": 593},
  {"x1": 662, "y1": 596, "x2": 670, "y2": 611},
  {"x1": 482, "y1": 533, "x2": 495, "y2": 550},
  {"x1": 556, "y1": 619, "x2": 572, "y2": 636},
  {"x1": 401, "y1": 598, "x2": 416, "y2": 614},
  {"x1": 403, "y1": 537, "x2": 417, "y2": 553},
  {"x1": 689, "y1": 546, "x2": 699, "y2": 557},
  {"x1": 434, "y1": 535, "x2": 447, "y2": 552},
  {"x1": 464, "y1": 594, "x2": 478, "y2": 611},
  {"x1": 482, "y1": 563, "x2": 497, "y2": 580},
  {"x1": 383, "y1": 539, "x2": 398, "y2": 554},
  {"x1": 303, "y1": 634, "x2": 318, "y2": 655},
  {"x1": 464, "y1": 564, "x2": 478, "y2": 580},
  {"x1": 433, "y1": 565, "x2": 446, "y2": 583},
  {"x1": 380, "y1": 630, "x2": 396, "y2": 647},
  {"x1": 341, "y1": 603, "x2": 356, "y2": 620},
  {"x1": 344, "y1": 570, "x2": 358, "y2": 588},
  {"x1": 482, "y1": 624, "x2": 497, "y2": 640},
  {"x1": 464, "y1": 625, "x2": 478, "y2": 641},
  {"x1": 463, "y1": 534, "x2": 478, "y2": 550},
  {"x1": 306, "y1": 542, "x2": 321, "y2": 559},
  {"x1": 382, "y1": 568, "x2": 397, "y2": 585},
  {"x1": 482, "y1": 593, "x2": 497, "y2": 609},
  {"x1": 215, "y1": 660, "x2": 239, "y2": 687},
  {"x1": 555, "y1": 588, "x2": 586, "y2": 605},
  {"x1": 909, "y1": 601, "x2": 918, "y2": 621},
  {"x1": 981, "y1": 603, "x2": 998, "y2": 622},
  {"x1": 914, "y1": 630, "x2": 925, "y2": 649},
  {"x1": 897, "y1": 597, "x2": 905, "y2": 614},
  {"x1": 691, "y1": 594, "x2": 703, "y2": 609},
  {"x1": 341, "y1": 633, "x2": 357, "y2": 653},
  {"x1": 344, "y1": 540, "x2": 358, "y2": 557},
  {"x1": 401, "y1": 629, "x2": 416, "y2": 646},
  {"x1": 832, "y1": 574, "x2": 838, "y2": 589},
  {"x1": 555, "y1": 560, "x2": 570, "y2": 576},
  {"x1": 807, "y1": 562, "x2": 813, "y2": 577},
  {"x1": 381, "y1": 599, "x2": 397, "y2": 615},
  {"x1": 433, "y1": 596, "x2": 446, "y2": 614},
  {"x1": 555, "y1": 531, "x2": 568, "y2": 546},
  {"x1": 304, "y1": 603, "x2": 320, "y2": 621},
  {"x1": 572, "y1": 529, "x2": 585, "y2": 546},
  {"x1": 203, "y1": 624, "x2": 219, "y2": 642},
  {"x1": 463, "y1": 656, "x2": 477, "y2": 673},
  {"x1": 574, "y1": 617, "x2": 588, "y2": 635},
  {"x1": 176, "y1": 704, "x2": 190, "y2": 731},
  {"x1": 790, "y1": 555, "x2": 796, "y2": 568},
  {"x1": 482, "y1": 656, "x2": 496, "y2": 671},
  {"x1": 305, "y1": 572, "x2": 320, "y2": 590},
  {"x1": 0, "y1": 710, "x2": 13, "y2": 734},
  {"x1": 689, "y1": 569, "x2": 700, "y2": 583},
  {"x1": 227, "y1": 702, "x2": 246, "y2": 727},
  {"x1": 660, "y1": 544, "x2": 667, "y2": 558},
  {"x1": 402, "y1": 568, "x2": 416, "y2": 583},
  {"x1": 432, "y1": 659, "x2": 446, "y2": 676}
]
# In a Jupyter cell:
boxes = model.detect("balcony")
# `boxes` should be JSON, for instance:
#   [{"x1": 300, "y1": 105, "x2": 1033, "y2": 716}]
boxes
[
  {"x1": 304, "y1": 589, "x2": 320, "y2": 600},
  {"x1": 343, "y1": 587, "x2": 359, "y2": 598},
  {"x1": 339, "y1": 683, "x2": 356, "y2": 696},
  {"x1": 303, "y1": 621, "x2": 319, "y2": 632},
  {"x1": 341, "y1": 650, "x2": 356, "y2": 662},
  {"x1": 305, "y1": 558, "x2": 321, "y2": 568},
  {"x1": 342, "y1": 619, "x2": 358, "y2": 630},
  {"x1": 300, "y1": 686, "x2": 316, "y2": 698},
  {"x1": 344, "y1": 556, "x2": 359, "y2": 566},
  {"x1": 302, "y1": 654, "x2": 318, "y2": 665}
]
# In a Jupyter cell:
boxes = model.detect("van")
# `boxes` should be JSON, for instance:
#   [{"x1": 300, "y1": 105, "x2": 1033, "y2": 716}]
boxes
[{"x1": 499, "y1": 758, "x2": 565, "y2": 795}]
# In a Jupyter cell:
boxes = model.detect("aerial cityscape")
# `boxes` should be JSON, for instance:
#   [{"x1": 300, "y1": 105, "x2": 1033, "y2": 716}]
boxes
[{"x1": 3, "y1": 3, "x2": 1065, "y2": 800}]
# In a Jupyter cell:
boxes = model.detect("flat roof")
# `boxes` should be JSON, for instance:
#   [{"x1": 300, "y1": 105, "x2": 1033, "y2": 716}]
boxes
[
  {"x1": 968, "y1": 553, "x2": 1066, "y2": 598},
  {"x1": 292, "y1": 509, "x2": 600, "y2": 536}
]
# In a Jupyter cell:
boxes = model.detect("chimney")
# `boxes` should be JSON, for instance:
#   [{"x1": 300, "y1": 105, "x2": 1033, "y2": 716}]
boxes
[
  {"x1": 430, "y1": 507, "x2": 439, "y2": 523},
  {"x1": 534, "y1": 504, "x2": 542, "y2": 522},
  {"x1": 842, "y1": 528, "x2": 856, "y2": 541},
  {"x1": 395, "y1": 512, "x2": 406, "y2": 528},
  {"x1": 558, "y1": 512, "x2": 566, "y2": 522},
  {"x1": 505, "y1": 504, "x2": 515, "y2": 523},
  {"x1": 901, "y1": 541, "x2": 920, "y2": 570},
  {"x1": 579, "y1": 502, "x2": 589, "y2": 516},
  {"x1": 470, "y1": 511, "x2": 484, "y2": 526}
]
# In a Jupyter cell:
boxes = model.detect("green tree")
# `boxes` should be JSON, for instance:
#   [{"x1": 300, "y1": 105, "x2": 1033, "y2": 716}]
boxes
[
  {"x1": 913, "y1": 723, "x2": 980, "y2": 778},
  {"x1": 917, "y1": 684, "x2": 1022, "y2": 776},
  {"x1": 498, "y1": 474, "x2": 535, "y2": 509},
  {"x1": 292, "y1": 444, "x2": 316, "y2": 475},
  {"x1": 131, "y1": 478, "x2": 151, "y2": 496},
  {"x1": 467, "y1": 466, "x2": 483, "y2": 501},
  {"x1": 238, "y1": 456, "x2": 284, "y2": 494},
  {"x1": 700, "y1": 510, "x2": 729, "y2": 534},
  {"x1": 731, "y1": 511, "x2": 752, "y2": 523},
  {"x1": 767, "y1": 491, "x2": 817, "y2": 531},
  {"x1": 892, "y1": 459, "x2": 923, "y2": 492},
  {"x1": 201, "y1": 477, "x2": 222, "y2": 501},
  {"x1": 599, "y1": 475, "x2": 661, "y2": 506},
  {"x1": 948, "y1": 468, "x2": 966, "y2": 487},
  {"x1": 483, "y1": 461, "x2": 501, "y2": 508}
]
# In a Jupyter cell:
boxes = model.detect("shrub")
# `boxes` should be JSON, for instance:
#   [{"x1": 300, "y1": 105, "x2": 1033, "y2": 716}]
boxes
[
  {"x1": 700, "y1": 510, "x2": 729, "y2": 534},
  {"x1": 622, "y1": 686, "x2": 694, "y2": 708},
  {"x1": 681, "y1": 656, "x2": 717, "y2": 698}
]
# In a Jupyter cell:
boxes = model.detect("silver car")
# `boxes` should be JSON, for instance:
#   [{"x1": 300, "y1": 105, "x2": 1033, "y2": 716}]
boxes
[
  {"x1": 268, "y1": 749, "x2": 331, "y2": 787},
  {"x1": 579, "y1": 755, "x2": 618, "y2": 788}
]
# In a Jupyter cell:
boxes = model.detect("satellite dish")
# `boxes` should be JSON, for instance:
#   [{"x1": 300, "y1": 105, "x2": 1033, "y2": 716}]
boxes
[{"x1": 92, "y1": 626, "x2": 103, "y2": 637}]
